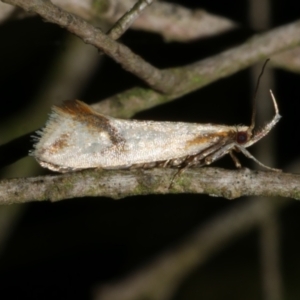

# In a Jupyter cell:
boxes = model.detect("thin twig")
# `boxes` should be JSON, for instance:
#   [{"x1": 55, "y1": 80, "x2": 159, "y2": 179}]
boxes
[
  {"x1": 272, "y1": 46, "x2": 300, "y2": 73},
  {"x1": 0, "y1": 167, "x2": 299, "y2": 204},
  {"x1": 107, "y1": 0, "x2": 155, "y2": 40}
]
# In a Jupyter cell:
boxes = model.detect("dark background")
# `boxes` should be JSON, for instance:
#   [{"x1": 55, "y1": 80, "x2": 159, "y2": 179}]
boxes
[{"x1": 0, "y1": 1, "x2": 300, "y2": 299}]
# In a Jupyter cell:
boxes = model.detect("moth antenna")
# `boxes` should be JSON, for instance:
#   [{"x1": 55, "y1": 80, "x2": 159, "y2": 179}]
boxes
[
  {"x1": 244, "y1": 89, "x2": 280, "y2": 148},
  {"x1": 269, "y1": 89, "x2": 279, "y2": 115},
  {"x1": 249, "y1": 59, "x2": 270, "y2": 132}
]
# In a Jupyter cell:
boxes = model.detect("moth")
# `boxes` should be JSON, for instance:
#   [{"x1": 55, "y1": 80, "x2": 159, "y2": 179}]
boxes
[{"x1": 31, "y1": 90, "x2": 281, "y2": 173}]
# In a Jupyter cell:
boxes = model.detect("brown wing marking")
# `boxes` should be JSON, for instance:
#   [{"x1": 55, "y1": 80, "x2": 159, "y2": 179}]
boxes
[
  {"x1": 55, "y1": 100, "x2": 125, "y2": 145},
  {"x1": 185, "y1": 130, "x2": 235, "y2": 148}
]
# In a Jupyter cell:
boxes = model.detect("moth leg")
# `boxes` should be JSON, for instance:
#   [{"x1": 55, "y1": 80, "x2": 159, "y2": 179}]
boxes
[
  {"x1": 163, "y1": 159, "x2": 170, "y2": 168},
  {"x1": 229, "y1": 151, "x2": 241, "y2": 168},
  {"x1": 169, "y1": 148, "x2": 217, "y2": 188},
  {"x1": 168, "y1": 155, "x2": 194, "y2": 188},
  {"x1": 234, "y1": 145, "x2": 281, "y2": 172},
  {"x1": 168, "y1": 167, "x2": 186, "y2": 189},
  {"x1": 169, "y1": 139, "x2": 235, "y2": 188},
  {"x1": 186, "y1": 140, "x2": 232, "y2": 167},
  {"x1": 204, "y1": 143, "x2": 234, "y2": 165}
]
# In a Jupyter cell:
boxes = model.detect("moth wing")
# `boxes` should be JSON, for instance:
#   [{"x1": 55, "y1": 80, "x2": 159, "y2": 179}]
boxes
[
  {"x1": 31, "y1": 100, "x2": 237, "y2": 171},
  {"x1": 111, "y1": 118, "x2": 236, "y2": 164}
]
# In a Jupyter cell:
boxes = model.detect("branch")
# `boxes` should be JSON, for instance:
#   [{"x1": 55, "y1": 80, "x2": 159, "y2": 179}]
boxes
[
  {"x1": 1, "y1": 0, "x2": 171, "y2": 93},
  {"x1": 0, "y1": 168, "x2": 299, "y2": 204},
  {"x1": 2, "y1": 0, "x2": 299, "y2": 77},
  {"x1": 2, "y1": 0, "x2": 300, "y2": 95},
  {"x1": 172, "y1": 20, "x2": 300, "y2": 96}
]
